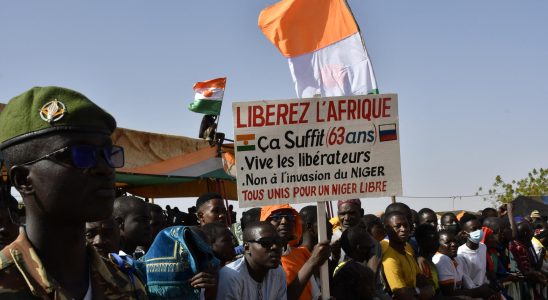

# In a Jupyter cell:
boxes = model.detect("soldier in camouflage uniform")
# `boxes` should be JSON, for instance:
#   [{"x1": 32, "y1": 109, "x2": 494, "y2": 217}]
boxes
[{"x1": 0, "y1": 86, "x2": 148, "y2": 299}]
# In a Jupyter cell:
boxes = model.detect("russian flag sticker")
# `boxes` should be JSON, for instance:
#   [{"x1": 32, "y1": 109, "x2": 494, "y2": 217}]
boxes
[{"x1": 379, "y1": 124, "x2": 397, "y2": 142}]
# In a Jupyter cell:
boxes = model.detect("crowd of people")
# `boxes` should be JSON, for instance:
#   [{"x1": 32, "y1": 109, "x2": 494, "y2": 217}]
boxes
[{"x1": 0, "y1": 86, "x2": 547, "y2": 300}]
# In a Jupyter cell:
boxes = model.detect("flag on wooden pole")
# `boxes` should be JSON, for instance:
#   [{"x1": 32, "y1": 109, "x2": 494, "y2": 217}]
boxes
[
  {"x1": 258, "y1": 0, "x2": 378, "y2": 98},
  {"x1": 188, "y1": 77, "x2": 226, "y2": 115}
]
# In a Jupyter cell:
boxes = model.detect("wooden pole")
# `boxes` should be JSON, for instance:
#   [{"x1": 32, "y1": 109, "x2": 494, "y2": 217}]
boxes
[
  {"x1": 316, "y1": 202, "x2": 330, "y2": 299},
  {"x1": 391, "y1": 195, "x2": 396, "y2": 203}
]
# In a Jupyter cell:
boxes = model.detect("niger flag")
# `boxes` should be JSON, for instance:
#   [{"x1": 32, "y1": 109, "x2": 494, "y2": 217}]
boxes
[
  {"x1": 188, "y1": 77, "x2": 226, "y2": 115},
  {"x1": 259, "y1": 0, "x2": 378, "y2": 98}
]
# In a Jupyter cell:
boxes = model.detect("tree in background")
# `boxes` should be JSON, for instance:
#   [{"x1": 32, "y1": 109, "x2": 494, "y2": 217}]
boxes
[{"x1": 477, "y1": 168, "x2": 548, "y2": 206}]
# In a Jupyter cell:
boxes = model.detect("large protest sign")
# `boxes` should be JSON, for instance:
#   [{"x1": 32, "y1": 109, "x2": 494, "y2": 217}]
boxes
[{"x1": 232, "y1": 94, "x2": 402, "y2": 208}]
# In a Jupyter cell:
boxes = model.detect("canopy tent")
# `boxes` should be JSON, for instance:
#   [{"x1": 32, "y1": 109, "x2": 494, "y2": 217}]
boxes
[
  {"x1": 0, "y1": 103, "x2": 238, "y2": 200},
  {"x1": 114, "y1": 127, "x2": 237, "y2": 199},
  {"x1": 511, "y1": 196, "x2": 548, "y2": 218}
]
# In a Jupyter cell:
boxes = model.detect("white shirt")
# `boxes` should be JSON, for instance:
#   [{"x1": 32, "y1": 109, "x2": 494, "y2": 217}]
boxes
[
  {"x1": 432, "y1": 252, "x2": 464, "y2": 289},
  {"x1": 457, "y1": 243, "x2": 488, "y2": 289},
  {"x1": 216, "y1": 257, "x2": 287, "y2": 300}
]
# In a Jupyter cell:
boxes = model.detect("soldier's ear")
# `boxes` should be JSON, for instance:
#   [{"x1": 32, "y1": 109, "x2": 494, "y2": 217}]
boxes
[{"x1": 9, "y1": 165, "x2": 34, "y2": 195}]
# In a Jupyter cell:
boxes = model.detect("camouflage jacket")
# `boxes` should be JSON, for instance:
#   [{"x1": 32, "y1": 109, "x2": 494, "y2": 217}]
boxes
[{"x1": 0, "y1": 231, "x2": 148, "y2": 299}]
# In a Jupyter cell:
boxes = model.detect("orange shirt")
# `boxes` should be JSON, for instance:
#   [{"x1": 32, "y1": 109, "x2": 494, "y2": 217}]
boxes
[{"x1": 282, "y1": 246, "x2": 313, "y2": 300}]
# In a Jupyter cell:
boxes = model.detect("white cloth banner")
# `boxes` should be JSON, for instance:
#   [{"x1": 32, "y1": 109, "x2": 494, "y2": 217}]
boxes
[{"x1": 288, "y1": 33, "x2": 378, "y2": 98}]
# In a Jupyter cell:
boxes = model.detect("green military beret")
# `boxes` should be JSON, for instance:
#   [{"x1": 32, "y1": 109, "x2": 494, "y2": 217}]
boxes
[{"x1": 0, "y1": 86, "x2": 116, "y2": 150}]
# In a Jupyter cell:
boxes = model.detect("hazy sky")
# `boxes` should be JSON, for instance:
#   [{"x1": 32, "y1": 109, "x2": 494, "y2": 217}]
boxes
[{"x1": 1, "y1": 0, "x2": 547, "y2": 214}]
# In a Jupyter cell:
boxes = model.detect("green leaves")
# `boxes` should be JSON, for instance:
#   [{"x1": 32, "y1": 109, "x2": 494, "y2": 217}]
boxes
[{"x1": 477, "y1": 167, "x2": 548, "y2": 206}]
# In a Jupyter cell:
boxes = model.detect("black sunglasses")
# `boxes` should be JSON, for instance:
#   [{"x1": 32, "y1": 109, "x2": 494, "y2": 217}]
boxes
[
  {"x1": 268, "y1": 213, "x2": 295, "y2": 223},
  {"x1": 246, "y1": 237, "x2": 286, "y2": 249},
  {"x1": 19, "y1": 144, "x2": 124, "y2": 169}
]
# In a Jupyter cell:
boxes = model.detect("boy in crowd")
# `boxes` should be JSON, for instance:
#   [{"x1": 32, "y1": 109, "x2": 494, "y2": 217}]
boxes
[
  {"x1": 113, "y1": 195, "x2": 152, "y2": 257},
  {"x1": 147, "y1": 202, "x2": 168, "y2": 242},
  {"x1": 417, "y1": 208, "x2": 438, "y2": 228},
  {"x1": 383, "y1": 202, "x2": 418, "y2": 254},
  {"x1": 332, "y1": 225, "x2": 377, "y2": 300},
  {"x1": 414, "y1": 224, "x2": 440, "y2": 295},
  {"x1": 202, "y1": 222, "x2": 236, "y2": 266},
  {"x1": 299, "y1": 205, "x2": 319, "y2": 253},
  {"x1": 439, "y1": 212, "x2": 459, "y2": 235},
  {"x1": 299, "y1": 205, "x2": 333, "y2": 253},
  {"x1": 195, "y1": 192, "x2": 241, "y2": 256},
  {"x1": 457, "y1": 213, "x2": 499, "y2": 299},
  {"x1": 382, "y1": 211, "x2": 433, "y2": 299},
  {"x1": 481, "y1": 208, "x2": 498, "y2": 219},
  {"x1": 196, "y1": 192, "x2": 227, "y2": 226},
  {"x1": 362, "y1": 214, "x2": 386, "y2": 242}
]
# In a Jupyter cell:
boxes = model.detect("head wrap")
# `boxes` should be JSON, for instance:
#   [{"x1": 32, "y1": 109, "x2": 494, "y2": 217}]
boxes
[
  {"x1": 337, "y1": 198, "x2": 361, "y2": 208},
  {"x1": 260, "y1": 204, "x2": 302, "y2": 247}
]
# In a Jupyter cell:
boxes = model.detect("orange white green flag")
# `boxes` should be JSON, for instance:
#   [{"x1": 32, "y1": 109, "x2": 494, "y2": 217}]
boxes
[
  {"x1": 258, "y1": 0, "x2": 378, "y2": 98},
  {"x1": 188, "y1": 77, "x2": 226, "y2": 115}
]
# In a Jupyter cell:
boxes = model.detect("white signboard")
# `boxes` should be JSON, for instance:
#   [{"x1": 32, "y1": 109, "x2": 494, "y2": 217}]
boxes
[{"x1": 232, "y1": 94, "x2": 402, "y2": 208}]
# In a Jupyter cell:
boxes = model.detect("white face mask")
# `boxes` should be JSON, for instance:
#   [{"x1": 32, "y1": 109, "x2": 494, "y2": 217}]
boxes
[{"x1": 468, "y1": 229, "x2": 484, "y2": 244}]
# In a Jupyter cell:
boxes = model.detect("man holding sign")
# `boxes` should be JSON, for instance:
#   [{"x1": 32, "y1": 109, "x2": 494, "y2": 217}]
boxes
[{"x1": 261, "y1": 204, "x2": 330, "y2": 300}]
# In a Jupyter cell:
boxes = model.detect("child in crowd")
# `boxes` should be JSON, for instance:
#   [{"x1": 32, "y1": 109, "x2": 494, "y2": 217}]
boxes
[
  {"x1": 331, "y1": 225, "x2": 378, "y2": 300},
  {"x1": 201, "y1": 222, "x2": 236, "y2": 266},
  {"x1": 362, "y1": 214, "x2": 386, "y2": 242},
  {"x1": 414, "y1": 224, "x2": 440, "y2": 295}
]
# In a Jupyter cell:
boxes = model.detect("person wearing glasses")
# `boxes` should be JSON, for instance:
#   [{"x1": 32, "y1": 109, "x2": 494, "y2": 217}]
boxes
[
  {"x1": 0, "y1": 86, "x2": 147, "y2": 299},
  {"x1": 261, "y1": 204, "x2": 330, "y2": 300},
  {"x1": 216, "y1": 221, "x2": 287, "y2": 300}
]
